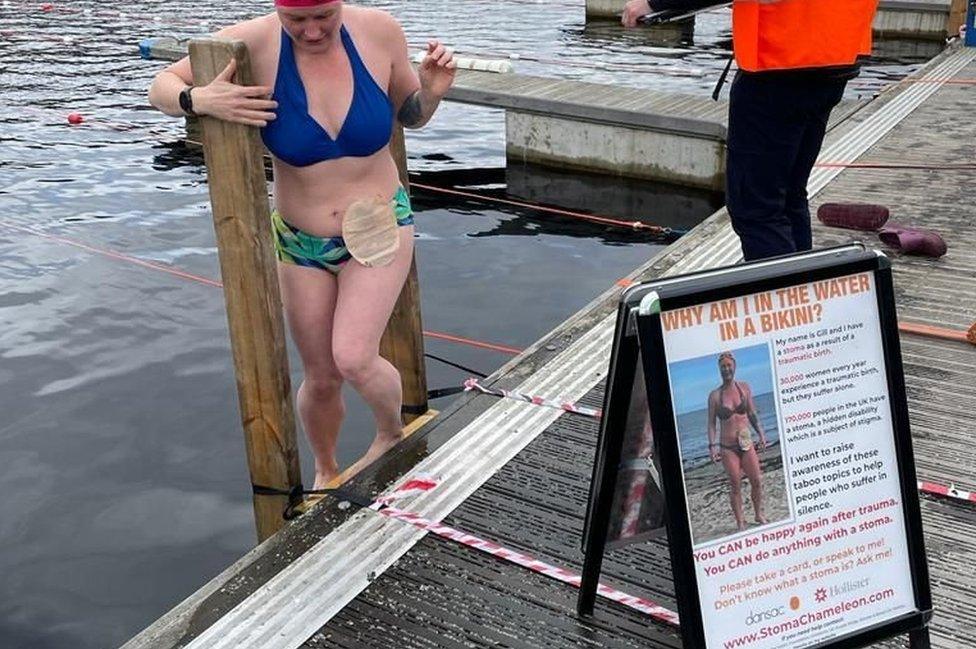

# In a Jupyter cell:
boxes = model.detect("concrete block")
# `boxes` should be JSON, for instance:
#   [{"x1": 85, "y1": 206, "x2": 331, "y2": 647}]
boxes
[
  {"x1": 506, "y1": 111, "x2": 725, "y2": 190},
  {"x1": 874, "y1": 7, "x2": 950, "y2": 39}
]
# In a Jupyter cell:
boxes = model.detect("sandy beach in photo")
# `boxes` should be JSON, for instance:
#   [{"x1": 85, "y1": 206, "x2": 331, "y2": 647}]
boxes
[{"x1": 685, "y1": 446, "x2": 790, "y2": 546}]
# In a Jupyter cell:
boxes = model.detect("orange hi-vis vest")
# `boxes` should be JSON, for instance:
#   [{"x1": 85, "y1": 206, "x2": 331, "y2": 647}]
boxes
[{"x1": 732, "y1": 0, "x2": 878, "y2": 72}]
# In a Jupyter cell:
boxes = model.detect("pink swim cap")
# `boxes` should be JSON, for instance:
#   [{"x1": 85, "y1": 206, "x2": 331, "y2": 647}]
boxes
[{"x1": 275, "y1": 0, "x2": 339, "y2": 6}]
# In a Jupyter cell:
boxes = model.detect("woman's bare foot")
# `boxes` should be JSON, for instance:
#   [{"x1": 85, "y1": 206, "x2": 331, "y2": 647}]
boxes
[
  {"x1": 312, "y1": 459, "x2": 341, "y2": 490},
  {"x1": 756, "y1": 514, "x2": 768, "y2": 525},
  {"x1": 312, "y1": 469, "x2": 340, "y2": 491},
  {"x1": 342, "y1": 431, "x2": 405, "y2": 482}
]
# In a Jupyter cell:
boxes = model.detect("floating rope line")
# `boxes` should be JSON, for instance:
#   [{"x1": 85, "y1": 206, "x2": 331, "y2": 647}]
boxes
[
  {"x1": 0, "y1": 220, "x2": 224, "y2": 288},
  {"x1": 463, "y1": 377, "x2": 602, "y2": 418},
  {"x1": 4, "y1": 102, "x2": 175, "y2": 133},
  {"x1": 423, "y1": 330, "x2": 521, "y2": 355},
  {"x1": 411, "y1": 182, "x2": 683, "y2": 236},
  {"x1": 0, "y1": 220, "x2": 525, "y2": 355}
]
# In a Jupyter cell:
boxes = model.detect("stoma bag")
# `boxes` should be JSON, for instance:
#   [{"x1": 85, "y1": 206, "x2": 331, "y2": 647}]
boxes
[{"x1": 342, "y1": 197, "x2": 399, "y2": 268}]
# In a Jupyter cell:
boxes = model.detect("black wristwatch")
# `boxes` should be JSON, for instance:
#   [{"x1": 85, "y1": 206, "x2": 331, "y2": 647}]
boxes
[{"x1": 178, "y1": 86, "x2": 196, "y2": 116}]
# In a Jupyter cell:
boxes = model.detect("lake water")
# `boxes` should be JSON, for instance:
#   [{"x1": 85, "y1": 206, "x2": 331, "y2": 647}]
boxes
[{"x1": 0, "y1": 1, "x2": 931, "y2": 646}]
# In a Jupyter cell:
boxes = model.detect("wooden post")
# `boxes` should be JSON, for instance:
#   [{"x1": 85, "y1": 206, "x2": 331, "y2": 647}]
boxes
[
  {"x1": 189, "y1": 39, "x2": 302, "y2": 543},
  {"x1": 380, "y1": 125, "x2": 429, "y2": 423},
  {"x1": 948, "y1": 0, "x2": 967, "y2": 37}
]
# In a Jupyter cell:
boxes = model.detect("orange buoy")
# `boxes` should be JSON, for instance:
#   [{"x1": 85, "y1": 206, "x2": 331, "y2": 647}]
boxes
[{"x1": 67, "y1": 113, "x2": 84, "y2": 125}]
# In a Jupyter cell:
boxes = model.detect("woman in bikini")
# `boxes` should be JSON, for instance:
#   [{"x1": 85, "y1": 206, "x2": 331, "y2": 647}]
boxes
[
  {"x1": 148, "y1": 0, "x2": 455, "y2": 488},
  {"x1": 707, "y1": 351, "x2": 769, "y2": 531}
]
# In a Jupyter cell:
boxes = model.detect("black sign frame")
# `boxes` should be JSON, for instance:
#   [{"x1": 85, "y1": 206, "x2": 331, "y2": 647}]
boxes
[
  {"x1": 579, "y1": 245, "x2": 932, "y2": 649},
  {"x1": 579, "y1": 289, "x2": 666, "y2": 615}
]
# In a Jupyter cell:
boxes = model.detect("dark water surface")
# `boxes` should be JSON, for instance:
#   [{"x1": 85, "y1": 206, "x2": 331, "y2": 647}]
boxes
[{"x1": 0, "y1": 1, "x2": 932, "y2": 647}]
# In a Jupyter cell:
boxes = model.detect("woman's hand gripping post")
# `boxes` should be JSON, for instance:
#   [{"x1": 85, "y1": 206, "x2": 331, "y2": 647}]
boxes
[{"x1": 192, "y1": 58, "x2": 278, "y2": 128}]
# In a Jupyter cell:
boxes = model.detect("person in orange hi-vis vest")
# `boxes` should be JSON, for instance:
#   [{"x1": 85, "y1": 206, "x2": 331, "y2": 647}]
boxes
[{"x1": 623, "y1": 0, "x2": 878, "y2": 261}]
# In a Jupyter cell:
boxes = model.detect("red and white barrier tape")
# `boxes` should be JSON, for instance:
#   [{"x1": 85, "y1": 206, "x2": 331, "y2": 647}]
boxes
[
  {"x1": 463, "y1": 377, "x2": 602, "y2": 419},
  {"x1": 917, "y1": 480, "x2": 976, "y2": 505},
  {"x1": 367, "y1": 475, "x2": 975, "y2": 628},
  {"x1": 369, "y1": 474, "x2": 679, "y2": 625},
  {"x1": 378, "y1": 506, "x2": 680, "y2": 625},
  {"x1": 370, "y1": 474, "x2": 442, "y2": 509}
]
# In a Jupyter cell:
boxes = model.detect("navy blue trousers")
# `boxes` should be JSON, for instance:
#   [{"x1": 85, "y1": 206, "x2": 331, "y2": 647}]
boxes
[{"x1": 726, "y1": 71, "x2": 848, "y2": 261}]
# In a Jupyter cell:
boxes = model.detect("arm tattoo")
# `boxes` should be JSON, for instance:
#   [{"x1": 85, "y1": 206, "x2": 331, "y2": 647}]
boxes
[{"x1": 397, "y1": 91, "x2": 424, "y2": 128}]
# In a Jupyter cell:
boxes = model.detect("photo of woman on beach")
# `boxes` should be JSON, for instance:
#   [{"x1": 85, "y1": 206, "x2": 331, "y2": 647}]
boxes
[
  {"x1": 708, "y1": 350, "x2": 768, "y2": 530},
  {"x1": 668, "y1": 343, "x2": 789, "y2": 545}
]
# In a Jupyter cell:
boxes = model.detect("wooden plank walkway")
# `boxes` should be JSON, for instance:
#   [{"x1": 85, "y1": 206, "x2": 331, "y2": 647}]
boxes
[{"x1": 124, "y1": 44, "x2": 976, "y2": 649}]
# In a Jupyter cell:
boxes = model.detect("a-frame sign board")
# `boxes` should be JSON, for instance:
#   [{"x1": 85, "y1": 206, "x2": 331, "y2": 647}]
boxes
[{"x1": 580, "y1": 245, "x2": 932, "y2": 649}]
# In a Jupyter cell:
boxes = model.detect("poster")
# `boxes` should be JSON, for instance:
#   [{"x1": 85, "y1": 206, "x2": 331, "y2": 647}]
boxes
[{"x1": 660, "y1": 272, "x2": 916, "y2": 648}]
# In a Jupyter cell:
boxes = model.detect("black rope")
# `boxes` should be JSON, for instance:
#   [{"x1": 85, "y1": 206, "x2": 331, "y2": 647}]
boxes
[
  {"x1": 424, "y1": 352, "x2": 488, "y2": 378},
  {"x1": 251, "y1": 483, "x2": 374, "y2": 519},
  {"x1": 401, "y1": 402, "x2": 428, "y2": 416},
  {"x1": 428, "y1": 385, "x2": 468, "y2": 399},
  {"x1": 712, "y1": 56, "x2": 734, "y2": 101},
  {"x1": 303, "y1": 486, "x2": 375, "y2": 509}
]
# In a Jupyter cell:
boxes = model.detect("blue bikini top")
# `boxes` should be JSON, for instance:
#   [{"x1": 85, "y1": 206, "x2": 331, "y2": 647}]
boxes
[{"x1": 261, "y1": 26, "x2": 394, "y2": 167}]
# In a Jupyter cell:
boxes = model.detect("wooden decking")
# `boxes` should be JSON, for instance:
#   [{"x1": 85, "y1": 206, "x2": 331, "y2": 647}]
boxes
[{"x1": 124, "y1": 44, "x2": 976, "y2": 649}]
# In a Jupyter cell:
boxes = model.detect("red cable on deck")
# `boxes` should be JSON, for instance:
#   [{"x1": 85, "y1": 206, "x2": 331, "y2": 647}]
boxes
[{"x1": 899, "y1": 321, "x2": 975, "y2": 346}]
